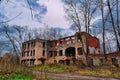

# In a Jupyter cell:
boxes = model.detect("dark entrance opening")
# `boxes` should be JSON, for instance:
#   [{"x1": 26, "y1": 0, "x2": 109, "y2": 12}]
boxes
[
  {"x1": 66, "y1": 59, "x2": 70, "y2": 65},
  {"x1": 65, "y1": 47, "x2": 76, "y2": 65},
  {"x1": 30, "y1": 59, "x2": 35, "y2": 65},
  {"x1": 111, "y1": 58, "x2": 119, "y2": 67},
  {"x1": 65, "y1": 47, "x2": 75, "y2": 57},
  {"x1": 39, "y1": 58, "x2": 46, "y2": 64}
]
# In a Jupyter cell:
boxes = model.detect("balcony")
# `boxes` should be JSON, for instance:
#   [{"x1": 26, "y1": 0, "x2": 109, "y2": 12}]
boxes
[
  {"x1": 55, "y1": 56, "x2": 66, "y2": 60},
  {"x1": 55, "y1": 56, "x2": 75, "y2": 60},
  {"x1": 21, "y1": 56, "x2": 36, "y2": 60},
  {"x1": 38, "y1": 56, "x2": 47, "y2": 60}
]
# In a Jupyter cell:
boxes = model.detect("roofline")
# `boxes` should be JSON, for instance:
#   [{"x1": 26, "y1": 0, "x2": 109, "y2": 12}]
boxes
[
  {"x1": 23, "y1": 38, "x2": 48, "y2": 43},
  {"x1": 23, "y1": 32, "x2": 99, "y2": 43}
]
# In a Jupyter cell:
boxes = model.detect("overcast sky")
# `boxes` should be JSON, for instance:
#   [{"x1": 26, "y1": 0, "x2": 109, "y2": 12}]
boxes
[
  {"x1": 0, "y1": 0, "x2": 71, "y2": 29},
  {"x1": 0, "y1": 0, "x2": 119, "y2": 54}
]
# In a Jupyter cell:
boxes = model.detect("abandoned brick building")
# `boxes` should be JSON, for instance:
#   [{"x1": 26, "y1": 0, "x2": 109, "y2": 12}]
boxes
[{"x1": 20, "y1": 32, "x2": 101, "y2": 66}]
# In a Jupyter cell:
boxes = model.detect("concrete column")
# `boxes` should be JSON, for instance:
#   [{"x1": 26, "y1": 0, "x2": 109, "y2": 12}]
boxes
[
  {"x1": 75, "y1": 47, "x2": 78, "y2": 59},
  {"x1": 29, "y1": 59, "x2": 30, "y2": 66},
  {"x1": 57, "y1": 50, "x2": 59, "y2": 56},
  {"x1": 63, "y1": 48, "x2": 65, "y2": 56}
]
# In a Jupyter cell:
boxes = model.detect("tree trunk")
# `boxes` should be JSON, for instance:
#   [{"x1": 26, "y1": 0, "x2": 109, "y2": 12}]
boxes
[
  {"x1": 107, "y1": 0, "x2": 120, "y2": 51},
  {"x1": 116, "y1": 0, "x2": 120, "y2": 37},
  {"x1": 100, "y1": 0, "x2": 107, "y2": 60}
]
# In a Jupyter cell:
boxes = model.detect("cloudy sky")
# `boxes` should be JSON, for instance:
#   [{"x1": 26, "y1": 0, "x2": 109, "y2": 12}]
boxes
[
  {"x1": 0, "y1": 0, "x2": 119, "y2": 53},
  {"x1": 0, "y1": 0, "x2": 71, "y2": 29},
  {"x1": 0, "y1": 0, "x2": 75, "y2": 54}
]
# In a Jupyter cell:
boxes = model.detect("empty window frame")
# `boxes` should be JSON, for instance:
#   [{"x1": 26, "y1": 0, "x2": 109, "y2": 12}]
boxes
[
  {"x1": 54, "y1": 51, "x2": 57, "y2": 56},
  {"x1": 22, "y1": 52, "x2": 24, "y2": 57},
  {"x1": 42, "y1": 50, "x2": 45, "y2": 56},
  {"x1": 27, "y1": 51, "x2": 29, "y2": 56},
  {"x1": 28, "y1": 43, "x2": 30, "y2": 48},
  {"x1": 31, "y1": 42, "x2": 34, "y2": 47},
  {"x1": 59, "y1": 50, "x2": 63, "y2": 56},
  {"x1": 72, "y1": 39, "x2": 75, "y2": 43},
  {"x1": 43, "y1": 42, "x2": 45, "y2": 47},
  {"x1": 30, "y1": 50, "x2": 32, "y2": 56},
  {"x1": 33, "y1": 50, "x2": 35, "y2": 56},
  {"x1": 23, "y1": 44, "x2": 26, "y2": 49},
  {"x1": 49, "y1": 51, "x2": 53, "y2": 57},
  {"x1": 78, "y1": 48, "x2": 83, "y2": 55},
  {"x1": 77, "y1": 34, "x2": 81, "y2": 42}
]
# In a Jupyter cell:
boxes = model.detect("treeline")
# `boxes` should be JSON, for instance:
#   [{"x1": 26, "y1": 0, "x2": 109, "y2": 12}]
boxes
[
  {"x1": 62, "y1": 0, "x2": 120, "y2": 54},
  {"x1": 0, "y1": 25, "x2": 71, "y2": 58}
]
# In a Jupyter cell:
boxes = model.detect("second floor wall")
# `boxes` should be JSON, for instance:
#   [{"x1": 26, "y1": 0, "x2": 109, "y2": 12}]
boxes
[{"x1": 20, "y1": 32, "x2": 100, "y2": 60}]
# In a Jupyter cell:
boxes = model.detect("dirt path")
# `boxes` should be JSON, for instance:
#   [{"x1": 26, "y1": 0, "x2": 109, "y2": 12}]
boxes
[{"x1": 32, "y1": 71, "x2": 120, "y2": 80}]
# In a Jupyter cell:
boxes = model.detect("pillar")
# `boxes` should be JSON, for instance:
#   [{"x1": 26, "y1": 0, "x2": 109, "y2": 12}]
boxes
[
  {"x1": 75, "y1": 47, "x2": 78, "y2": 59},
  {"x1": 63, "y1": 48, "x2": 65, "y2": 56}
]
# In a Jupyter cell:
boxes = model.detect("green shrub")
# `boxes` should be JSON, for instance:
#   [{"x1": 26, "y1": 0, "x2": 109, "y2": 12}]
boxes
[
  {"x1": 0, "y1": 65, "x2": 34, "y2": 80},
  {"x1": 0, "y1": 73, "x2": 33, "y2": 80}
]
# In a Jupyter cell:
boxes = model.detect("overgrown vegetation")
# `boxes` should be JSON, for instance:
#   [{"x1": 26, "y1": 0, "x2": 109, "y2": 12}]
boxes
[
  {"x1": 0, "y1": 57, "x2": 55, "y2": 80},
  {"x1": 0, "y1": 56, "x2": 120, "y2": 80},
  {"x1": 32, "y1": 64, "x2": 120, "y2": 78},
  {"x1": 0, "y1": 64, "x2": 56, "y2": 80},
  {"x1": 0, "y1": 73, "x2": 32, "y2": 80},
  {"x1": 0, "y1": 54, "x2": 35, "y2": 80},
  {"x1": 33, "y1": 64, "x2": 78, "y2": 73},
  {"x1": 0, "y1": 65, "x2": 34, "y2": 80},
  {"x1": 77, "y1": 66, "x2": 120, "y2": 78}
]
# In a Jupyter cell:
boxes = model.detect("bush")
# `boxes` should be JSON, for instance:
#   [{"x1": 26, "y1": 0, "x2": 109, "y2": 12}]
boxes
[
  {"x1": 0, "y1": 65, "x2": 34, "y2": 80},
  {"x1": 0, "y1": 73, "x2": 32, "y2": 80}
]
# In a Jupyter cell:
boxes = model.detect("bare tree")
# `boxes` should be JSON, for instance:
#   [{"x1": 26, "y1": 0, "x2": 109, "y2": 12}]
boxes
[
  {"x1": 97, "y1": 0, "x2": 107, "y2": 59},
  {"x1": 0, "y1": 0, "x2": 33, "y2": 21},
  {"x1": 1, "y1": 25, "x2": 19, "y2": 62},
  {"x1": 62, "y1": 0, "x2": 98, "y2": 65},
  {"x1": 95, "y1": 0, "x2": 120, "y2": 55},
  {"x1": 107, "y1": 0, "x2": 120, "y2": 51},
  {"x1": 116, "y1": 0, "x2": 120, "y2": 37},
  {"x1": 47, "y1": 27, "x2": 64, "y2": 40},
  {"x1": 0, "y1": 25, "x2": 32, "y2": 63}
]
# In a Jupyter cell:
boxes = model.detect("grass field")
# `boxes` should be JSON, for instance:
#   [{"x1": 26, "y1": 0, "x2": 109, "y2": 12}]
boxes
[
  {"x1": 0, "y1": 65, "x2": 33, "y2": 80},
  {"x1": 32, "y1": 64, "x2": 120, "y2": 78},
  {"x1": 0, "y1": 63, "x2": 120, "y2": 80}
]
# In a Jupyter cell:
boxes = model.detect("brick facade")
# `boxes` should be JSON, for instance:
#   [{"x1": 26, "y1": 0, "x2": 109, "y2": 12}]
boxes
[{"x1": 20, "y1": 32, "x2": 100, "y2": 66}]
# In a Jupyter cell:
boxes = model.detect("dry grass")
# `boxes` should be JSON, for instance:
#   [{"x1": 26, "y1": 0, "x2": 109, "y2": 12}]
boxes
[{"x1": 32, "y1": 64, "x2": 120, "y2": 78}]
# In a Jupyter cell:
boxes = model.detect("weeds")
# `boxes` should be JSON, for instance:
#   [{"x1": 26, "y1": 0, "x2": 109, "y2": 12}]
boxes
[
  {"x1": 33, "y1": 64, "x2": 78, "y2": 73},
  {"x1": 32, "y1": 64, "x2": 120, "y2": 78},
  {"x1": 0, "y1": 73, "x2": 32, "y2": 80}
]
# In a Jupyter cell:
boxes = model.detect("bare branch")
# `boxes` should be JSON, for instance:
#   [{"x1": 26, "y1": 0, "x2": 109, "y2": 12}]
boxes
[
  {"x1": 0, "y1": 12, "x2": 22, "y2": 23},
  {"x1": 26, "y1": 0, "x2": 34, "y2": 20}
]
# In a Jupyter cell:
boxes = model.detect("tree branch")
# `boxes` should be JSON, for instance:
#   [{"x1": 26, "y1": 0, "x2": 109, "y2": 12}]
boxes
[
  {"x1": 0, "y1": 12, "x2": 22, "y2": 23},
  {"x1": 26, "y1": 0, "x2": 34, "y2": 20}
]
